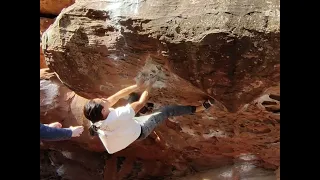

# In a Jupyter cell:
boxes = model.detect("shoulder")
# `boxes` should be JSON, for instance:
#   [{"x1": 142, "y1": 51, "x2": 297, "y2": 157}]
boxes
[
  {"x1": 114, "y1": 104, "x2": 135, "y2": 116},
  {"x1": 102, "y1": 104, "x2": 135, "y2": 126}
]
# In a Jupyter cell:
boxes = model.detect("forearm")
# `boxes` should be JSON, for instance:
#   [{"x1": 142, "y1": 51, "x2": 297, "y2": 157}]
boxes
[
  {"x1": 40, "y1": 123, "x2": 72, "y2": 141},
  {"x1": 114, "y1": 85, "x2": 139, "y2": 99},
  {"x1": 139, "y1": 89, "x2": 149, "y2": 104},
  {"x1": 106, "y1": 85, "x2": 139, "y2": 106},
  {"x1": 129, "y1": 89, "x2": 150, "y2": 114}
]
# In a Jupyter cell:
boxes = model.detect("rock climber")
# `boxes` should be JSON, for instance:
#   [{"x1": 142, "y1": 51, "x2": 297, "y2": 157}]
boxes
[
  {"x1": 40, "y1": 122, "x2": 84, "y2": 141},
  {"x1": 83, "y1": 82, "x2": 215, "y2": 154}
]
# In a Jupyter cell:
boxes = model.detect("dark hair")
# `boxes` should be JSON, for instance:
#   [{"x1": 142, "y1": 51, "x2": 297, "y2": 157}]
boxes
[
  {"x1": 83, "y1": 100, "x2": 104, "y2": 123},
  {"x1": 89, "y1": 125, "x2": 99, "y2": 136}
]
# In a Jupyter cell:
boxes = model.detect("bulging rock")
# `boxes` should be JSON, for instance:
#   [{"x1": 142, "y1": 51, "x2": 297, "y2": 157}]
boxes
[
  {"x1": 40, "y1": 0, "x2": 280, "y2": 179},
  {"x1": 42, "y1": 0, "x2": 280, "y2": 112}
]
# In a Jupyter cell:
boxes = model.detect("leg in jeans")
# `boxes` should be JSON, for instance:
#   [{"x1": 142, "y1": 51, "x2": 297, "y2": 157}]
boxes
[{"x1": 135, "y1": 105, "x2": 196, "y2": 140}]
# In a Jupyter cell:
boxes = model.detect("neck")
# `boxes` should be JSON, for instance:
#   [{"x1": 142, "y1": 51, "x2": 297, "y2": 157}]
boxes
[{"x1": 102, "y1": 112, "x2": 110, "y2": 119}]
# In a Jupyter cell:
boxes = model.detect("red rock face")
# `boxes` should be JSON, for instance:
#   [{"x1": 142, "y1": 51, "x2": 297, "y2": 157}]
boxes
[
  {"x1": 276, "y1": 166, "x2": 280, "y2": 180},
  {"x1": 40, "y1": 44, "x2": 48, "y2": 69},
  {"x1": 40, "y1": 18, "x2": 55, "y2": 34},
  {"x1": 40, "y1": 0, "x2": 75, "y2": 15},
  {"x1": 40, "y1": 68, "x2": 279, "y2": 179},
  {"x1": 40, "y1": 68, "x2": 104, "y2": 151},
  {"x1": 40, "y1": 0, "x2": 280, "y2": 179}
]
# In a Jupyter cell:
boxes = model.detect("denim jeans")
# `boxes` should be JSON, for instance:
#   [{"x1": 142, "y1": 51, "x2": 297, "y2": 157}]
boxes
[{"x1": 134, "y1": 105, "x2": 196, "y2": 140}]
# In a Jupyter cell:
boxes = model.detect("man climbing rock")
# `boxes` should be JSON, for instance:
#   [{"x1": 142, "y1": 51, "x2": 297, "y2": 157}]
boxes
[
  {"x1": 83, "y1": 81, "x2": 216, "y2": 154},
  {"x1": 40, "y1": 122, "x2": 84, "y2": 141}
]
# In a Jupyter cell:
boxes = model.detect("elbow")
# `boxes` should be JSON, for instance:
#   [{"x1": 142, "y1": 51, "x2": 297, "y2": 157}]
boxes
[{"x1": 135, "y1": 104, "x2": 145, "y2": 113}]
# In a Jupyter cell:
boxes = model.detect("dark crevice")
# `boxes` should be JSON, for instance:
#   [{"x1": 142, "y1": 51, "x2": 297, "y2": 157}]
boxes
[
  {"x1": 224, "y1": 12, "x2": 238, "y2": 16},
  {"x1": 125, "y1": 161, "x2": 143, "y2": 179},
  {"x1": 265, "y1": 106, "x2": 280, "y2": 113},
  {"x1": 264, "y1": 16, "x2": 269, "y2": 29},
  {"x1": 265, "y1": 108, "x2": 280, "y2": 114},
  {"x1": 272, "y1": 109, "x2": 280, "y2": 113},
  {"x1": 269, "y1": 94, "x2": 280, "y2": 101},
  {"x1": 40, "y1": 13, "x2": 58, "y2": 19},
  {"x1": 272, "y1": 139, "x2": 280, "y2": 143},
  {"x1": 116, "y1": 156, "x2": 126, "y2": 172},
  {"x1": 262, "y1": 101, "x2": 277, "y2": 105},
  {"x1": 245, "y1": 11, "x2": 262, "y2": 16}
]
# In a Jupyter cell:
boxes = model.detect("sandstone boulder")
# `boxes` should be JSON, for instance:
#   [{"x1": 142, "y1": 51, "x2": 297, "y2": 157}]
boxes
[
  {"x1": 40, "y1": 0, "x2": 280, "y2": 179},
  {"x1": 42, "y1": 0, "x2": 280, "y2": 112}
]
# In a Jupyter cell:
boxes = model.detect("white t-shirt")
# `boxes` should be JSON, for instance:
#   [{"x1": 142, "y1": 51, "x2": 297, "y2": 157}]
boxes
[{"x1": 96, "y1": 104, "x2": 141, "y2": 154}]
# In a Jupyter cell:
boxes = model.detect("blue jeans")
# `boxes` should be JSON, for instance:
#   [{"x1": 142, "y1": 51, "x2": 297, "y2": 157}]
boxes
[{"x1": 134, "y1": 105, "x2": 196, "y2": 140}]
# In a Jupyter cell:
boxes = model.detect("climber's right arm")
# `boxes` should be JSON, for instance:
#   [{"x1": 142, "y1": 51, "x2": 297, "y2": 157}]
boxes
[{"x1": 101, "y1": 84, "x2": 139, "y2": 107}]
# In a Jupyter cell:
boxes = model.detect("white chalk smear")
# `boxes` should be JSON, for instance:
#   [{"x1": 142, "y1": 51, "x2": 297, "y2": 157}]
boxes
[
  {"x1": 135, "y1": 57, "x2": 168, "y2": 89},
  {"x1": 40, "y1": 79, "x2": 59, "y2": 108}
]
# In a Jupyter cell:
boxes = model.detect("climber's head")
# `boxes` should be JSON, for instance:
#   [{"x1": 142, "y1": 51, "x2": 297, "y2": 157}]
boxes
[{"x1": 83, "y1": 98, "x2": 110, "y2": 123}]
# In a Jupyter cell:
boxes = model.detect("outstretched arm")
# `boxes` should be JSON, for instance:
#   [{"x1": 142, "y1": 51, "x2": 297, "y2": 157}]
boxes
[
  {"x1": 40, "y1": 123, "x2": 72, "y2": 141},
  {"x1": 40, "y1": 123, "x2": 84, "y2": 141},
  {"x1": 102, "y1": 84, "x2": 140, "y2": 107}
]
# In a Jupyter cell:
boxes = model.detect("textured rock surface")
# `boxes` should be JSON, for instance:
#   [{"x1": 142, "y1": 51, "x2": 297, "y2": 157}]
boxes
[
  {"x1": 276, "y1": 166, "x2": 280, "y2": 180},
  {"x1": 40, "y1": 68, "x2": 196, "y2": 179},
  {"x1": 40, "y1": 18, "x2": 55, "y2": 69},
  {"x1": 40, "y1": 69, "x2": 280, "y2": 180},
  {"x1": 40, "y1": 147, "x2": 104, "y2": 180},
  {"x1": 40, "y1": 0, "x2": 75, "y2": 15},
  {"x1": 40, "y1": 44, "x2": 48, "y2": 69},
  {"x1": 41, "y1": 0, "x2": 280, "y2": 179},
  {"x1": 40, "y1": 68, "x2": 103, "y2": 150},
  {"x1": 176, "y1": 161, "x2": 276, "y2": 180},
  {"x1": 42, "y1": 0, "x2": 280, "y2": 112}
]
